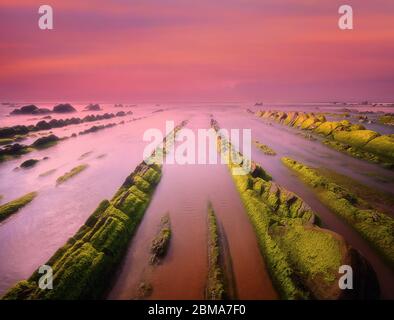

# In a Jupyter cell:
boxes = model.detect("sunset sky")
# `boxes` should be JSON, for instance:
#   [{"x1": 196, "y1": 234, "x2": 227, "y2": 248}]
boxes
[{"x1": 0, "y1": 0, "x2": 393, "y2": 102}]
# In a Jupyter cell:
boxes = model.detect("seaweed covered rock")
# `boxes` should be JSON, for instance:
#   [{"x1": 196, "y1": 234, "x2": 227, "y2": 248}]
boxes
[
  {"x1": 363, "y1": 135, "x2": 394, "y2": 162},
  {"x1": 378, "y1": 114, "x2": 394, "y2": 126},
  {"x1": 271, "y1": 224, "x2": 379, "y2": 299},
  {"x1": 253, "y1": 140, "x2": 277, "y2": 155},
  {"x1": 150, "y1": 214, "x2": 171, "y2": 264},
  {"x1": 333, "y1": 130, "x2": 380, "y2": 148},
  {"x1": 255, "y1": 110, "x2": 394, "y2": 167},
  {"x1": 56, "y1": 165, "x2": 88, "y2": 185},
  {"x1": 2, "y1": 162, "x2": 162, "y2": 300},
  {"x1": 0, "y1": 143, "x2": 30, "y2": 158},
  {"x1": 0, "y1": 192, "x2": 37, "y2": 222},
  {"x1": 0, "y1": 138, "x2": 14, "y2": 146},
  {"x1": 213, "y1": 121, "x2": 379, "y2": 299},
  {"x1": 314, "y1": 121, "x2": 343, "y2": 136},
  {"x1": 282, "y1": 157, "x2": 394, "y2": 267},
  {"x1": 206, "y1": 204, "x2": 225, "y2": 300}
]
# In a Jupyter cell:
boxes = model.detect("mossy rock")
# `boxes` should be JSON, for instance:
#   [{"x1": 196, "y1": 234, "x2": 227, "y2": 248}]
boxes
[
  {"x1": 56, "y1": 165, "x2": 88, "y2": 185},
  {"x1": 282, "y1": 157, "x2": 394, "y2": 267},
  {"x1": 283, "y1": 112, "x2": 299, "y2": 126},
  {"x1": 378, "y1": 115, "x2": 394, "y2": 126},
  {"x1": 314, "y1": 121, "x2": 342, "y2": 136},
  {"x1": 293, "y1": 113, "x2": 309, "y2": 128},
  {"x1": 0, "y1": 138, "x2": 14, "y2": 146},
  {"x1": 0, "y1": 192, "x2": 37, "y2": 222},
  {"x1": 2, "y1": 160, "x2": 164, "y2": 300},
  {"x1": 150, "y1": 214, "x2": 171, "y2": 264},
  {"x1": 333, "y1": 130, "x2": 380, "y2": 148},
  {"x1": 363, "y1": 135, "x2": 394, "y2": 161},
  {"x1": 271, "y1": 224, "x2": 344, "y2": 299},
  {"x1": 300, "y1": 117, "x2": 315, "y2": 130}
]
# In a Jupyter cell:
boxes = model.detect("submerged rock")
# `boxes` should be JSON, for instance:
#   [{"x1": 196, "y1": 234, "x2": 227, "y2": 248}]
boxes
[{"x1": 150, "y1": 214, "x2": 171, "y2": 264}]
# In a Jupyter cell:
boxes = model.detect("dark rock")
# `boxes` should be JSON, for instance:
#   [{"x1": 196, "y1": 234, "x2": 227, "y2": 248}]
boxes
[
  {"x1": 84, "y1": 104, "x2": 102, "y2": 111},
  {"x1": 0, "y1": 127, "x2": 18, "y2": 138},
  {"x1": 116, "y1": 111, "x2": 126, "y2": 117},
  {"x1": 10, "y1": 105, "x2": 38, "y2": 115},
  {"x1": 339, "y1": 248, "x2": 380, "y2": 299},
  {"x1": 20, "y1": 159, "x2": 39, "y2": 168},
  {"x1": 32, "y1": 134, "x2": 59, "y2": 147},
  {"x1": 53, "y1": 104, "x2": 76, "y2": 113},
  {"x1": 33, "y1": 108, "x2": 51, "y2": 114},
  {"x1": 35, "y1": 120, "x2": 51, "y2": 130},
  {"x1": 0, "y1": 143, "x2": 27, "y2": 156}
]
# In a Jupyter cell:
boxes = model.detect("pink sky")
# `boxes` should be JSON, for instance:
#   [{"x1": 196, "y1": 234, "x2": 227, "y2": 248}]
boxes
[{"x1": 0, "y1": 0, "x2": 393, "y2": 102}]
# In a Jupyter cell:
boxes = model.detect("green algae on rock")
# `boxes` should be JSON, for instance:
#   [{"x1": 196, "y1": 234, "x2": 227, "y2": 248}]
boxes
[
  {"x1": 255, "y1": 110, "x2": 394, "y2": 168},
  {"x1": 282, "y1": 157, "x2": 394, "y2": 267},
  {"x1": 150, "y1": 214, "x2": 171, "y2": 264},
  {"x1": 56, "y1": 164, "x2": 89, "y2": 185},
  {"x1": 333, "y1": 130, "x2": 380, "y2": 148},
  {"x1": 206, "y1": 203, "x2": 226, "y2": 300},
  {"x1": 0, "y1": 138, "x2": 14, "y2": 146},
  {"x1": 213, "y1": 120, "x2": 379, "y2": 299},
  {"x1": 2, "y1": 121, "x2": 188, "y2": 300},
  {"x1": 378, "y1": 115, "x2": 394, "y2": 126},
  {"x1": 2, "y1": 162, "x2": 162, "y2": 300},
  {"x1": 253, "y1": 140, "x2": 277, "y2": 156},
  {"x1": 0, "y1": 192, "x2": 37, "y2": 222}
]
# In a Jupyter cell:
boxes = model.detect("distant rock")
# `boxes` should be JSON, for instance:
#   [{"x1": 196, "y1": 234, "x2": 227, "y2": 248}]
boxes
[
  {"x1": 10, "y1": 105, "x2": 51, "y2": 115},
  {"x1": 84, "y1": 103, "x2": 102, "y2": 111},
  {"x1": 52, "y1": 104, "x2": 76, "y2": 113},
  {"x1": 12, "y1": 105, "x2": 38, "y2": 114}
]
